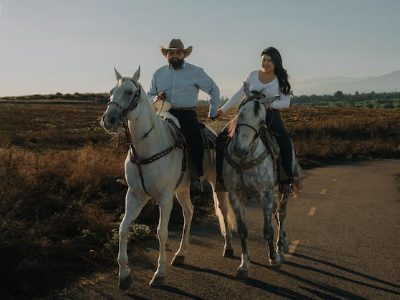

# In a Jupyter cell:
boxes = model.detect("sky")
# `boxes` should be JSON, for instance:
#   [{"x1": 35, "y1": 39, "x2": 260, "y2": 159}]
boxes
[{"x1": 0, "y1": 0, "x2": 399, "y2": 98}]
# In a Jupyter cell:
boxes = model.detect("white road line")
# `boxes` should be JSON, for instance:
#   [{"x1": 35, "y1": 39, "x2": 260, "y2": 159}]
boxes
[
  {"x1": 285, "y1": 240, "x2": 300, "y2": 258},
  {"x1": 320, "y1": 189, "x2": 327, "y2": 195},
  {"x1": 308, "y1": 207, "x2": 316, "y2": 216}
]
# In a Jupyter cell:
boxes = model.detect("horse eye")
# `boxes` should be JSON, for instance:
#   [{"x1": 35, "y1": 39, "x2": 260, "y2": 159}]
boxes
[{"x1": 126, "y1": 90, "x2": 133, "y2": 95}]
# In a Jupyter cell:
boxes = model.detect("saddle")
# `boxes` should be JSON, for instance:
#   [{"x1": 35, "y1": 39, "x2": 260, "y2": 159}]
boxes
[
  {"x1": 154, "y1": 100, "x2": 216, "y2": 150},
  {"x1": 157, "y1": 104, "x2": 216, "y2": 180},
  {"x1": 260, "y1": 127, "x2": 301, "y2": 182},
  {"x1": 164, "y1": 119, "x2": 216, "y2": 150}
]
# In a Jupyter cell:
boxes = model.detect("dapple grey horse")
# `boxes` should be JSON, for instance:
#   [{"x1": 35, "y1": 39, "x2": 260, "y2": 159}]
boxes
[{"x1": 222, "y1": 83, "x2": 299, "y2": 280}]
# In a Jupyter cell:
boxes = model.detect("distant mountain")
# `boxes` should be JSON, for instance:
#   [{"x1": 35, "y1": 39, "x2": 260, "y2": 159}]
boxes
[{"x1": 292, "y1": 70, "x2": 400, "y2": 96}]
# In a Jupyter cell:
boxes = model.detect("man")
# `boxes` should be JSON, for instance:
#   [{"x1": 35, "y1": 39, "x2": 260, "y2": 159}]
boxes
[{"x1": 148, "y1": 38, "x2": 220, "y2": 193}]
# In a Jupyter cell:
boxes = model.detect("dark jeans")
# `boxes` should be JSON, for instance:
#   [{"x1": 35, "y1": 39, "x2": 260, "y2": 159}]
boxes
[
  {"x1": 170, "y1": 109, "x2": 204, "y2": 177},
  {"x1": 216, "y1": 109, "x2": 293, "y2": 181}
]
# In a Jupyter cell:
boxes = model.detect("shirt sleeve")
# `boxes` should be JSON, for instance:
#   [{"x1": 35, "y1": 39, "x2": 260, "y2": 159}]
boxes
[
  {"x1": 196, "y1": 69, "x2": 220, "y2": 117},
  {"x1": 147, "y1": 73, "x2": 158, "y2": 103},
  {"x1": 270, "y1": 92, "x2": 291, "y2": 109},
  {"x1": 220, "y1": 73, "x2": 250, "y2": 113}
]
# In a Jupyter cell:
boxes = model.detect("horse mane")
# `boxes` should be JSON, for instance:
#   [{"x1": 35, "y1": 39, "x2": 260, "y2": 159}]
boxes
[
  {"x1": 227, "y1": 114, "x2": 238, "y2": 138},
  {"x1": 138, "y1": 86, "x2": 176, "y2": 149}
]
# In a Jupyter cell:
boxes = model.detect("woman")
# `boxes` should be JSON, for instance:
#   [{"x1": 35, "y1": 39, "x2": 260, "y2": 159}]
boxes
[{"x1": 215, "y1": 47, "x2": 294, "y2": 192}]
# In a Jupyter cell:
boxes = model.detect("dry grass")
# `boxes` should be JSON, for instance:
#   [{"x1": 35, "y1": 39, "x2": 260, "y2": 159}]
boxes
[{"x1": 1, "y1": 99, "x2": 400, "y2": 299}]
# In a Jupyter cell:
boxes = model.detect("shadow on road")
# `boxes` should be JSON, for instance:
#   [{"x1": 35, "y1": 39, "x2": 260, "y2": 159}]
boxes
[{"x1": 277, "y1": 253, "x2": 400, "y2": 299}]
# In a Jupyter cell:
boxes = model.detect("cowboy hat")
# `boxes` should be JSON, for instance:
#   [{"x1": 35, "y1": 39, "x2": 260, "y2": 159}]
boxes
[{"x1": 159, "y1": 39, "x2": 193, "y2": 58}]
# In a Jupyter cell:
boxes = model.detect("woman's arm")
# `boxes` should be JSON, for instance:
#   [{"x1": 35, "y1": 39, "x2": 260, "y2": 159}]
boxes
[{"x1": 270, "y1": 92, "x2": 291, "y2": 109}]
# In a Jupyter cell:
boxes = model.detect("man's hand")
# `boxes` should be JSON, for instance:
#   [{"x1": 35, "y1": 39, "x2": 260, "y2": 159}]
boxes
[
  {"x1": 155, "y1": 92, "x2": 166, "y2": 101},
  {"x1": 210, "y1": 108, "x2": 224, "y2": 121}
]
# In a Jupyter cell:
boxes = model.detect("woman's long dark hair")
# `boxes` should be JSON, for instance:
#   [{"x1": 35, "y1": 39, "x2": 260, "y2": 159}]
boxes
[{"x1": 261, "y1": 47, "x2": 292, "y2": 95}]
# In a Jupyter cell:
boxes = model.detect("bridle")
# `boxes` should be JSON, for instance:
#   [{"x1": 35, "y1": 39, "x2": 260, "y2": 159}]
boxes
[
  {"x1": 106, "y1": 79, "x2": 154, "y2": 147},
  {"x1": 224, "y1": 96, "x2": 275, "y2": 200},
  {"x1": 107, "y1": 79, "x2": 142, "y2": 117},
  {"x1": 233, "y1": 99, "x2": 267, "y2": 153}
]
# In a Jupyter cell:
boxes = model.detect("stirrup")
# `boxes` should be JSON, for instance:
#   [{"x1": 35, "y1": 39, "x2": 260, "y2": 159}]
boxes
[
  {"x1": 279, "y1": 181, "x2": 296, "y2": 197},
  {"x1": 116, "y1": 178, "x2": 128, "y2": 187},
  {"x1": 190, "y1": 179, "x2": 203, "y2": 193}
]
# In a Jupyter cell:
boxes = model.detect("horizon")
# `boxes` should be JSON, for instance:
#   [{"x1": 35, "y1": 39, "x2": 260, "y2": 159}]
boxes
[{"x1": 1, "y1": 0, "x2": 399, "y2": 98}]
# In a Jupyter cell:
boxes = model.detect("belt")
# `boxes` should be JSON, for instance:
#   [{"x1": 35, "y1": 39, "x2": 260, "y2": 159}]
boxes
[{"x1": 171, "y1": 107, "x2": 196, "y2": 111}]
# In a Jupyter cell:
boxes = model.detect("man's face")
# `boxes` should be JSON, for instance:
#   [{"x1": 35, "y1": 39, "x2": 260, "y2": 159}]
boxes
[
  {"x1": 167, "y1": 50, "x2": 185, "y2": 68},
  {"x1": 167, "y1": 50, "x2": 185, "y2": 60}
]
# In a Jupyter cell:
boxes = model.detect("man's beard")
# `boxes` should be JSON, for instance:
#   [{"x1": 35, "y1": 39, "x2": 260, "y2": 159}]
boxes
[{"x1": 169, "y1": 58, "x2": 184, "y2": 69}]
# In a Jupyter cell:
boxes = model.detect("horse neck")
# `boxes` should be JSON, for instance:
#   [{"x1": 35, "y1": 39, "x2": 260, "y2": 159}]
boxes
[{"x1": 127, "y1": 93, "x2": 173, "y2": 155}]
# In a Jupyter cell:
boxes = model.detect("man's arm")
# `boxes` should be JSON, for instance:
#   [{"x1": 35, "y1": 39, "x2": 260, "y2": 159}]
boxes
[
  {"x1": 147, "y1": 73, "x2": 158, "y2": 103},
  {"x1": 196, "y1": 68, "x2": 220, "y2": 118}
]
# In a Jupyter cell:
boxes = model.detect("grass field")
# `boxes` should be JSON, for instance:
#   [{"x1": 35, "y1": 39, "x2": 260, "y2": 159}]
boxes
[{"x1": 1, "y1": 98, "x2": 400, "y2": 299}]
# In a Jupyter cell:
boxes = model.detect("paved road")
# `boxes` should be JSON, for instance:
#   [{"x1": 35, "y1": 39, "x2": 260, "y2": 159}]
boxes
[{"x1": 52, "y1": 159, "x2": 400, "y2": 300}]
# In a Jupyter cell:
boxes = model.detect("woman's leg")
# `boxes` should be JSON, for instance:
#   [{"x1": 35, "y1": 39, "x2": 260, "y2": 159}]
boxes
[{"x1": 266, "y1": 109, "x2": 293, "y2": 184}]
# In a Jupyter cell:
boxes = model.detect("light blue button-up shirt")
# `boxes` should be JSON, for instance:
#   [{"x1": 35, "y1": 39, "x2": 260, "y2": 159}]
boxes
[{"x1": 148, "y1": 62, "x2": 220, "y2": 117}]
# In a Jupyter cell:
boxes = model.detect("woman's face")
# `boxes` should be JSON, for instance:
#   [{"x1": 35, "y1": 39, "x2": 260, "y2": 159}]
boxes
[{"x1": 261, "y1": 54, "x2": 275, "y2": 74}]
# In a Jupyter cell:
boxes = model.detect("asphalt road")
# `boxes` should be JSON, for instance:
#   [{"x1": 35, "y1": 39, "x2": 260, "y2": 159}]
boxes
[{"x1": 51, "y1": 159, "x2": 400, "y2": 300}]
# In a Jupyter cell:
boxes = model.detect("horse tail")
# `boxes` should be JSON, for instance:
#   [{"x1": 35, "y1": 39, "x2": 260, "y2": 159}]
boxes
[{"x1": 213, "y1": 192, "x2": 237, "y2": 233}]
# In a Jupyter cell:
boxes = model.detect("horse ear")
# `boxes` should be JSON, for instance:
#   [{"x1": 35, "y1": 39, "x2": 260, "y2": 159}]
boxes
[
  {"x1": 114, "y1": 67, "x2": 122, "y2": 81},
  {"x1": 132, "y1": 66, "x2": 141, "y2": 82},
  {"x1": 243, "y1": 82, "x2": 251, "y2": 97}
]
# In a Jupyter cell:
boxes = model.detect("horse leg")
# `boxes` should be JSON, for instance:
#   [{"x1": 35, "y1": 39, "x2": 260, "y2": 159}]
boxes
[
  {"x1": 214, "y1": 191, "x2": 234, "y2": 257},
  {"x1": 118, "y1": 189, "x2": 148, "y2": 290},
  {"x1": 276, "y1": 193, "x2": 290, "y2": 260},
  {"x1": 206, "y1": 168, "x2": 234, "y2": 257},
  {"x1": 262, "y1": 190, "x2": 282, "y2": 270},
  {"x1": 149, "y1": 191, "x2": 174, "y2": 287},
  {"x1": 230, "y1": 196, "x2": 250, "y2": 280},
  {"x1": 171, "y1": 189, "x2": 193, "y2": 265}
]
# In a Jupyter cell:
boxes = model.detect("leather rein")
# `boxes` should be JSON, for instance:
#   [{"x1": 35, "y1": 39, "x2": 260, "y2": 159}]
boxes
[{"x1": 108, "y1": 79, "x2": 186, "y2": 197}]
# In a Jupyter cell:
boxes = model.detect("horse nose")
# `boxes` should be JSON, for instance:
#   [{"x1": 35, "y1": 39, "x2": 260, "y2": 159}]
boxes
[
  {"x1": 234, "y1": 145, "x2": 248, "y2": 158},
  {"x1": 101, "y1": 113, "x2": 116, "y2": 129}
]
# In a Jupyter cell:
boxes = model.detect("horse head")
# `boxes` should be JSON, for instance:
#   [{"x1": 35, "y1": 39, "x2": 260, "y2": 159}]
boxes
[
  {"x1": 101, "y1": 67, "x2": 142, "y2": 132},
  {"x1": 231, "y1": 83, "x2": 267, "y2": 158}
]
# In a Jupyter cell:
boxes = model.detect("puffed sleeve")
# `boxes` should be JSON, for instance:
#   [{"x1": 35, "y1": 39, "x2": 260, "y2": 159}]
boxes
[{"x1": 270, "y1": 92, "x2": 291, "y2": 109}]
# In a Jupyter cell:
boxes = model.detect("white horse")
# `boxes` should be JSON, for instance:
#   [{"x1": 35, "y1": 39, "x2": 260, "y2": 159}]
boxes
[
  {"x1": 101, "y1": 67, "x2": 235, "y2": 289},
  {"x1": 222, "y1": 83, "x2": 299, "y2": 280}
]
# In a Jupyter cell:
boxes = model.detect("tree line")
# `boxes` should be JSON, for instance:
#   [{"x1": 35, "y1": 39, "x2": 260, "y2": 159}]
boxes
[{"x1": 291, "y1": 91, "x2": 400, "y2": 109}]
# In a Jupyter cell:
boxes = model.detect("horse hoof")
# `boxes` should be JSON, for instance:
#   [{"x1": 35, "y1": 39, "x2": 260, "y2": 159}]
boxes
[
  {"x1": 119, "y1": 273, "x2": 133, "y2": 290},
  {"x1": 223, "y1": 249, "x2": 234, "y2": 258},
  {"x1": 236, "y1": 269, "x2": 248, "y2": 281},
  {"x1": 269, "y1": 256, "x2": 283, "y2": 271},
  {"x1": 279, "y1": 251, "x2": 286, "y2": 263},
  {"x1": 149, "y1": 275, "x2": 165, "y2": 287},
  {"x1": 171, "y1": 255, "x2": 185, "y2": 266}
]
